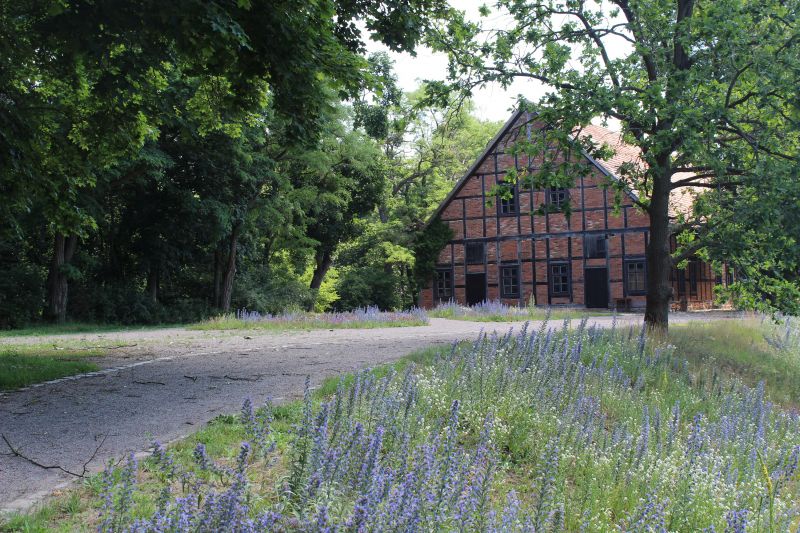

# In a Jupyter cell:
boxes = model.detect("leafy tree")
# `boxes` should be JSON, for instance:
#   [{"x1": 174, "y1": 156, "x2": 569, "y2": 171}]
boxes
[
  {"x1": 428, "y1": 0, "x2": 800, "y2": 330},
  {"x1": 2, "y1": 0, "x2": 448, "y2": 322},
  {"x1": 344, "y1": 71, "x2": 502, "y2": 308},
  {"x1": 299, "y1": 128, "x2": 387, "y2": 310}
]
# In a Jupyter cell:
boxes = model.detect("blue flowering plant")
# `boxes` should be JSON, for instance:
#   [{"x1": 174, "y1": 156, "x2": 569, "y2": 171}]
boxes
[
  {"x1": 96, "y1": 318, "x2": 800, "y2": 531},
  {"x1": 193, "y1": 306, "x2": 429, "y2": 331}
]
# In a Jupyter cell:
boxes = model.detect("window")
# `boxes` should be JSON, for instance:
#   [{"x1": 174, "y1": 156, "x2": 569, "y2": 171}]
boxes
[
  {"x1": 626, "y1": 261, "x2": 647, "y2": 294},
  {"x1": 435, "y1": 269, "x2": 453, "y2": 301},
  {"x1": 548, "y1": 188, "x2": 569, "y2": 208},
  {"x1": 465, "y1": 242, "x2": 485, "y2": 265},
  {"x1": 501, "y1": 264, "x2": 520, "y2": 298},
  {"x1": 549, "y1": 263, "x2": 570, "y2": 297},
  {"x1": 584, "y1": 235, "x2": 607, "y2": 259},
  {"x1": 498, "y1": 183, "x2": 518, "y2": 215}
]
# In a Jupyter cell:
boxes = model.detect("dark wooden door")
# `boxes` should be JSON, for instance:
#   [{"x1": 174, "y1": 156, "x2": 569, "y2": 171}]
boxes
[
  {"x1": 465, "y1": 273, "x2": 486, "y2": 306},
  {"x1": 584, "y1": 268, "x2": 609, "y2": 308}
]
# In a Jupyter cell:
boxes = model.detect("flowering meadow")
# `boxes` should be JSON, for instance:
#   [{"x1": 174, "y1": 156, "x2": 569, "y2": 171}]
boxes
[
  {"x1": 429, "y1": 299, "x2": 608, "y2": 322},
  {"x1": 91, "y1": 318, "x2": 799, "y2": 531},
  {"x1": 191, "y1": 306, "x2": 429, "y2": 331}
]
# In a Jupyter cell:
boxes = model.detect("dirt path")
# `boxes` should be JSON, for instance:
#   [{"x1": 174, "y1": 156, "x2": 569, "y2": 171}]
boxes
[{"x1": 0, "y1": 313, "x2": 733, "y2": 513}]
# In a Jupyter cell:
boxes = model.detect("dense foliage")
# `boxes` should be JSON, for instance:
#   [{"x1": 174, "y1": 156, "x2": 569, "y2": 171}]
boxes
[
  {"x1": 96, "y1": 318, "x2": 800, "y2": 531},
  {"x1": 0, "y1": 0, "x2": 499, "y2": 331}
]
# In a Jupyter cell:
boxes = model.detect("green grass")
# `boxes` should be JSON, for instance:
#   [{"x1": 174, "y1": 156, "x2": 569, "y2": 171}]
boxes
[
  {"x1": 189, "y1": 315, "x2": 428, "y2": 332},
  {"x1": 0, "y1": 345, "x2": 102, "y2": 390},
  {"x1": 669, "y1": 318, "x2": 800, "y2": 407},
  {"x1": 0, "y1": 322, "x2": 172, "y2": 339}
]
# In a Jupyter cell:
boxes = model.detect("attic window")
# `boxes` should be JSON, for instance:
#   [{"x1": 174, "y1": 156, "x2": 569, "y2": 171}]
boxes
[
  {"x1": 548, "y1": 188, "x2": 568, "y2": 208},
  {"x1": 498, "y1": 183, "x2": 518, "y2": 215}
]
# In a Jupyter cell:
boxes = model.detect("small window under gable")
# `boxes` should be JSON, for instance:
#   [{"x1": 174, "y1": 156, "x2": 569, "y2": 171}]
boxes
[{"x1": 498, "y1": 182, "x2": 518, "y2": 215}]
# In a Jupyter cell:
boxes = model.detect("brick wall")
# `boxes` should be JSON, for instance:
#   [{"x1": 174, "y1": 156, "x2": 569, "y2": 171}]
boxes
[{"x1": 420, "y1": 111, "x2": 716, "y2": 311}]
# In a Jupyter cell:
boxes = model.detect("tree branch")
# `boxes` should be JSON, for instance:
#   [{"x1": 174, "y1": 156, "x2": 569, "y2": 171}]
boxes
[{"x1": 2, "y1": 433, "x2": 108, "y2": 478}]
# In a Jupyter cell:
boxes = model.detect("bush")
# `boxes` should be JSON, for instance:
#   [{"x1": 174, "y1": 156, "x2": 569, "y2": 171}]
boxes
[
  {"x1": 335, "y1": 266, "x2": 402, "y2": 311},
  {"x1": 233, "y1": 268, "x2": 315, "y2": 315}
]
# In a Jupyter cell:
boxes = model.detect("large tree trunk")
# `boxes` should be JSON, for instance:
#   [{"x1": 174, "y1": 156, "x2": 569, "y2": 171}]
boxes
[
  {"x1": 644, "y1": 167, "x2": 674, "y2": 333},
  {"x1": 307, "y1": 248, "x2": 333, "y2": 311},
  {"x1": 219, "y1": 222, "x2": 241, "y2": 313},
  {"x1": 45, "y1": 234, "x2": 77, "y2": 323}
]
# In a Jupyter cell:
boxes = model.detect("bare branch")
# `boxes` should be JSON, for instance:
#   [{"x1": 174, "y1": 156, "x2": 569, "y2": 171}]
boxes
[{"x1": 2, "y1": 433, "x2": 108, "y2": 478}]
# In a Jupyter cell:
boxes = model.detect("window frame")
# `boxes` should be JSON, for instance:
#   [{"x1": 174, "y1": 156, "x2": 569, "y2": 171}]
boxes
[
  {"x1": 625, "y1": 260, "x2": 647, "y2": 295},
  {"x1": 547, "y1": 187, "x2": 569, "y2": 209},
  {"x1": 584, "y1": 234, "x2": 607, "y2": 259},
  {"x1": 465, "y1": 241, "x2": 485, "y2": 265},
  {"x1": 434, "y1": 268, "x2": 454, "y2": 302},
  {"x1": 549, "y1": 262, "x2": 571, "y2": 297},
  {"x1": 497, "y1": 182, "x2": 518, "y2": 216},
  {"x1": 500, "y1": 263, "x2": 521, "y2": 298}
]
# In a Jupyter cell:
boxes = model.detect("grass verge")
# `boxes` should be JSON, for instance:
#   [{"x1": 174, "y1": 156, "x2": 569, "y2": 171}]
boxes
[
  {"x1": 0, "y1": 323, "x2": 171, "y2": 339},
  {"x1": 0, "y1": 345, "x2": 102, "y2": 391}
]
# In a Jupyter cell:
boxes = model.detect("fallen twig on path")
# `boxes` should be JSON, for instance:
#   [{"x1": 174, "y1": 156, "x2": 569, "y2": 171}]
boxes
[
  {"x1": 223, "y1": 374, "x2": 263, "y2": 382},
  {"x1": 1, "y1": 433, "x2": 108, "y2": 478}
]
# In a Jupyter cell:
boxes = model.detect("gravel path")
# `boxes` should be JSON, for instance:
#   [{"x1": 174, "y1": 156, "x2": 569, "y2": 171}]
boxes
[{"x1": 0, "y1": 313, "x2": 732, "y2": 512}]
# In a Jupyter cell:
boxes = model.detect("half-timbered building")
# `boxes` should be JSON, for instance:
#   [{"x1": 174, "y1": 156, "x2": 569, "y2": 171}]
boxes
[{"x1": 420, "y1": 109, "x2": 727, "y2": 310}]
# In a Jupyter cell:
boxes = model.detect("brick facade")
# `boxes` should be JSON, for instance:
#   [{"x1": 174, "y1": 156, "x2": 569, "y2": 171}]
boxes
[{"x1": 420, "y1": 110, "x2": 721, "y2": 311}]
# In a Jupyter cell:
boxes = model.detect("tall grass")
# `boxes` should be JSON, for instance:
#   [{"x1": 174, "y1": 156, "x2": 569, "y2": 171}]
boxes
[
  {"x1": 670, "y1": 317, "x2": 800, "y2": 406},
  {"x1": 429, "y1": 299, "x2": 610, "y2": 322},
  {"x1": 190, "y1": 306, "x2": 429, "y2": 331},
  {"x1": 82, "y1": 318, "x2": 800, "y2": 531}
]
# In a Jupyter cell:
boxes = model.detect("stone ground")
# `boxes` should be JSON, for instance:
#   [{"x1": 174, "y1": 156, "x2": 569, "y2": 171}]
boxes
[{"x1": 0, "y1": 312, "x2": 734, "y2": 513}]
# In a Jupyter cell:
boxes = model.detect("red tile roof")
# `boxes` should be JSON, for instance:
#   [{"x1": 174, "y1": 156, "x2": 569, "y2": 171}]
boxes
[{"x1": 578, "y1": 124, "x2": 701, "y2": 218}]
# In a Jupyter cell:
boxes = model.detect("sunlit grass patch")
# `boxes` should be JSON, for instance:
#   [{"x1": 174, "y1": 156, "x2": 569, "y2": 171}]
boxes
[
  {"x1": 0, "y1": 345, "x2": 102, "y2": 390},
  {"x1": 190, "y1": 306, "x2": 429, "y2": 331}
]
